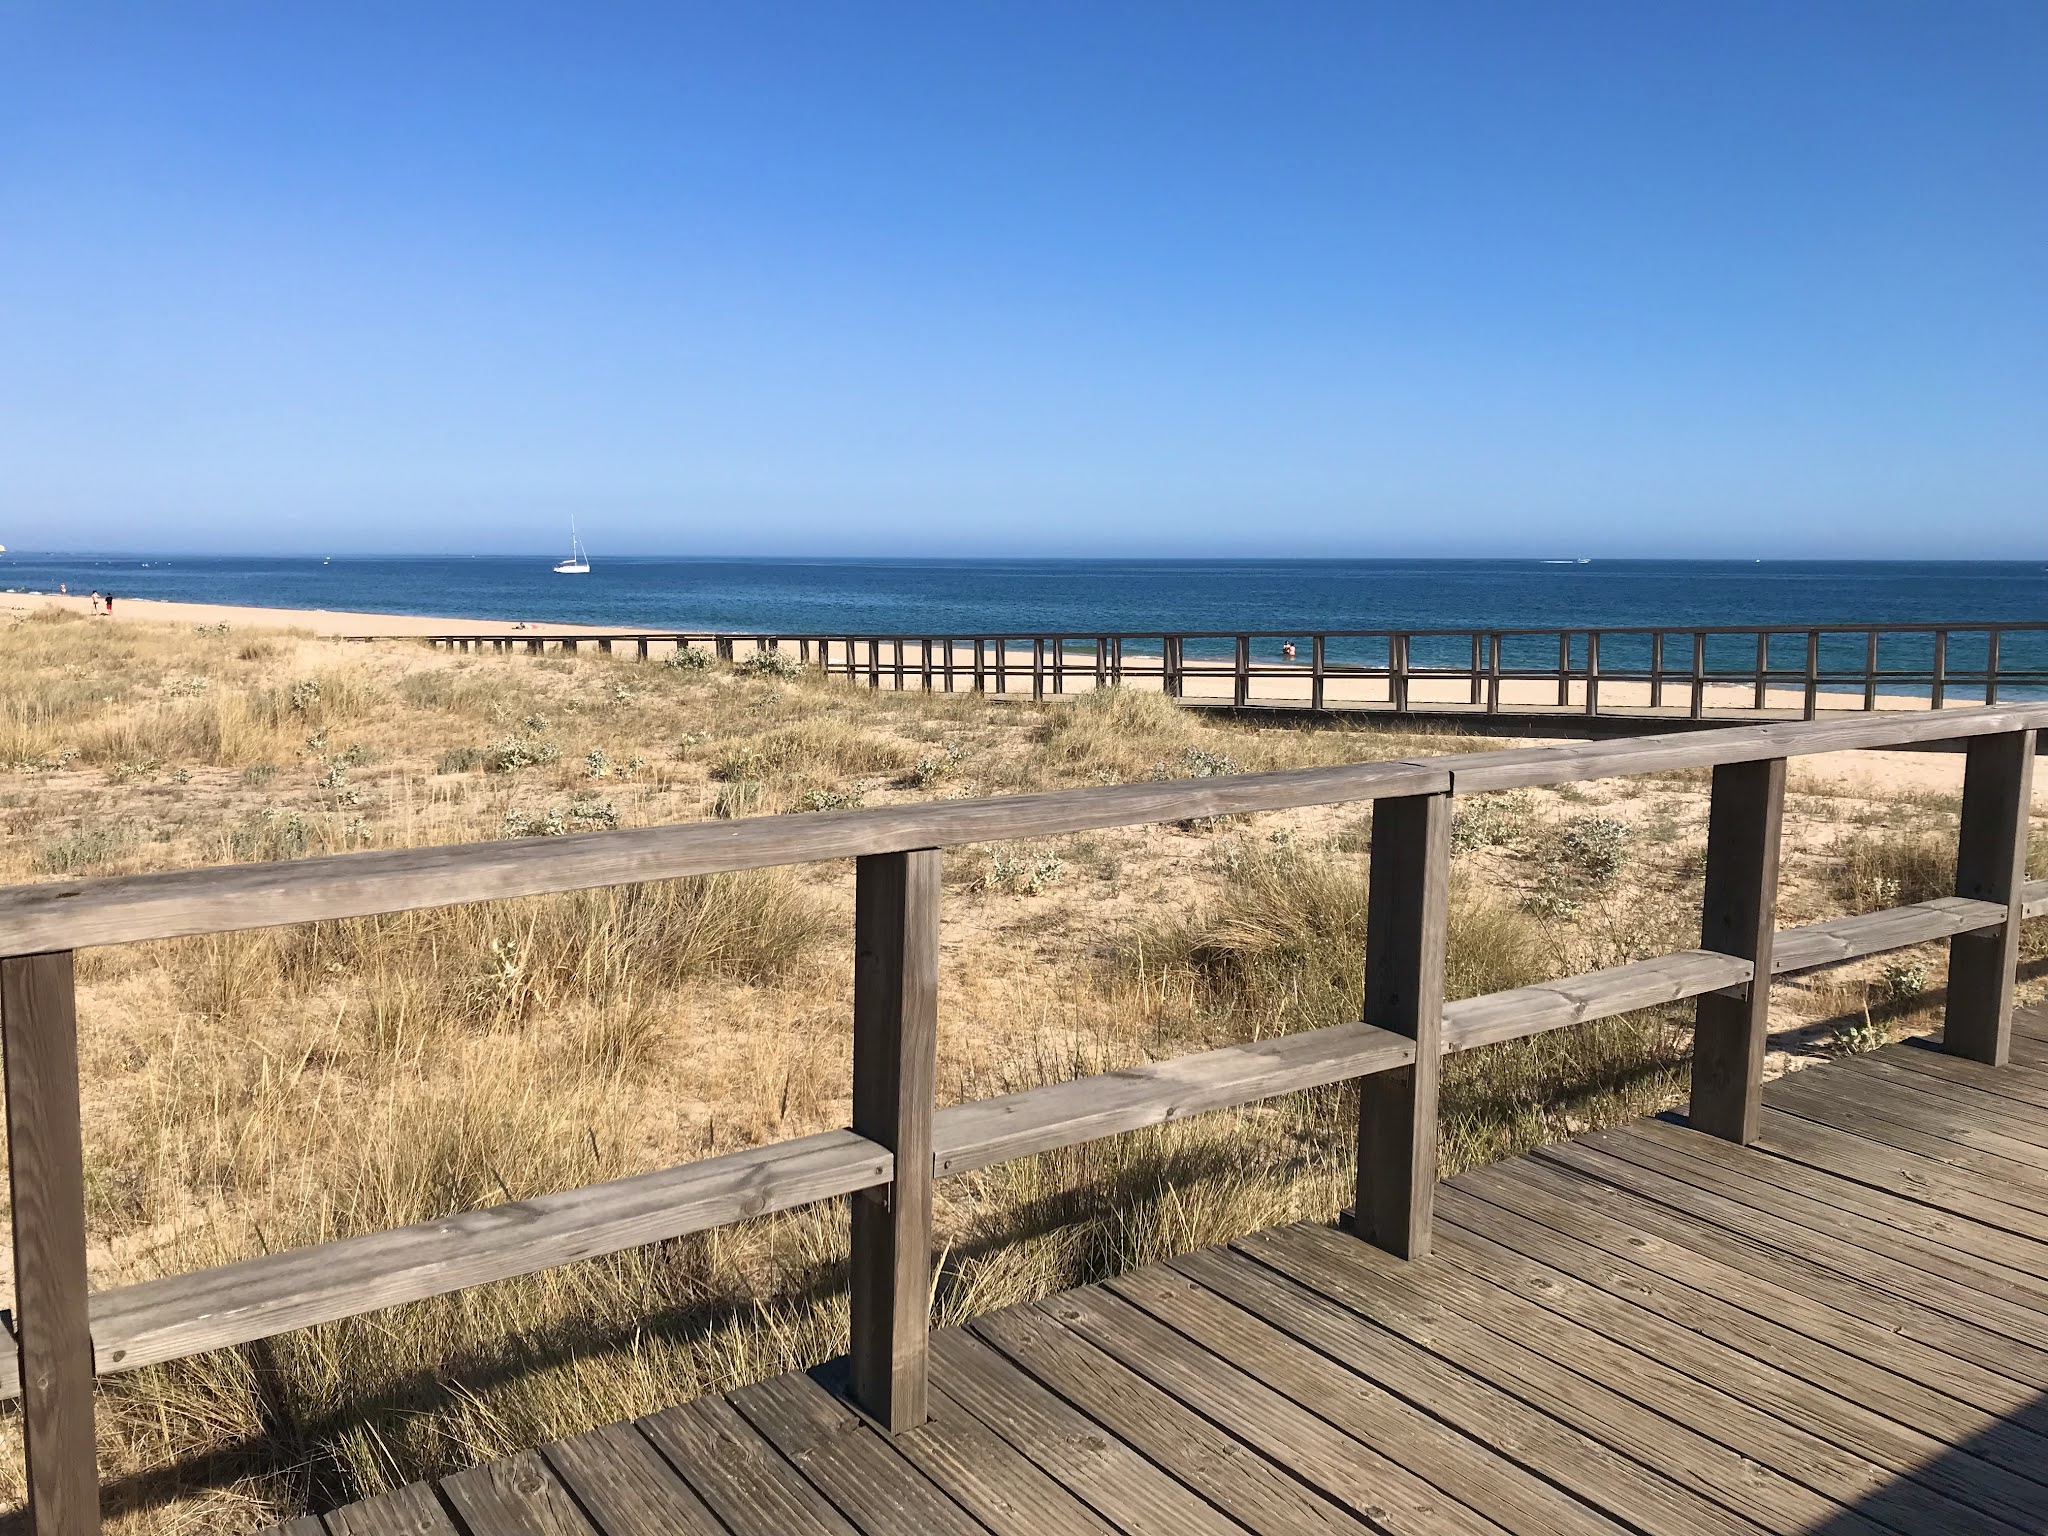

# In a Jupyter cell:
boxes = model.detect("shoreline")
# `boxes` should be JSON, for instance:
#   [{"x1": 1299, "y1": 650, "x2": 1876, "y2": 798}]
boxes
[{"x1": 0, "y1": 591, "x2": 627, "y2": 636}]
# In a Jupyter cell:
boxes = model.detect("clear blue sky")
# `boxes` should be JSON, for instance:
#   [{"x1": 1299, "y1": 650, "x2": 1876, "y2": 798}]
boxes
[{"x1": 2, "y1": 2, "x2": 2043, "y2": 558}]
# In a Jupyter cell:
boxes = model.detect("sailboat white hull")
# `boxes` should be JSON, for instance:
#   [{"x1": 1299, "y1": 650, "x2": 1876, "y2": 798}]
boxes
[{"x1": 554, "y1": 560, "x2": 590, "y2": 574}]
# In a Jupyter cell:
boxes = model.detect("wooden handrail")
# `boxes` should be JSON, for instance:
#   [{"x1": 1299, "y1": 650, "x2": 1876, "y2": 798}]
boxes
[
  {"x1": 7, "y1": 880, "x2": 2038, "y2": 1407},
  {"x1": 3, "y1": 705, "x2": 2041, "y2": 956}
]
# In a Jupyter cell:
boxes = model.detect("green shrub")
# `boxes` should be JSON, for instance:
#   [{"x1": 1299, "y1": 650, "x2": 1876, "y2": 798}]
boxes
[{"x1": 737, "y1": 650, "x2": 803, "y2": 680}]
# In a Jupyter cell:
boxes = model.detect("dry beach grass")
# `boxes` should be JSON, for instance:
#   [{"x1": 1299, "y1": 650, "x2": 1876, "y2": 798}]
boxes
[{"x1": 0, "y1": 605, "x2": 2039, "y2": 1531}]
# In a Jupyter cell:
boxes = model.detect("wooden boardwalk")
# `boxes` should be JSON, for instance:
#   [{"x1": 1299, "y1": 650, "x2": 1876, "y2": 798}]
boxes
[{"x1": 285, "y1": 1010, "x2": 2048, "y2": 1536}]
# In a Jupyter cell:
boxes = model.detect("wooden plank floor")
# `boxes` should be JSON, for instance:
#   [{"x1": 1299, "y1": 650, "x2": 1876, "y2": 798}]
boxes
[{"x1": 283, "y1": 1015, "x2": 2048, "y2": 1536}]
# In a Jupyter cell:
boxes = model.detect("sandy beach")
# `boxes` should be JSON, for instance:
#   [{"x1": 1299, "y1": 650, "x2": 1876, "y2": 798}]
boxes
[{"x1": 0, "y1": 590, "x2": 625, "y2": 636}]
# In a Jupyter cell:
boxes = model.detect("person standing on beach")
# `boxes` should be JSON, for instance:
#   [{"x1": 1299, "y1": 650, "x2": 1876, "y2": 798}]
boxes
[
  {"x1": 103, "y1": 591, "x2": 114, "y2": 614},
  {"x1": 89, "y1": 590, "x2": 102, "y2": 615}
]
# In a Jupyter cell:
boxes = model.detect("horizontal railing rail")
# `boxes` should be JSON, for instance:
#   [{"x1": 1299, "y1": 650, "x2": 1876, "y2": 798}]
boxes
[
  {"x1": 349, "y1": 620, "x2": 2048, "y2": 721},
  {"x1": 2, "y1": 703, "x2": 2043, "y2": 1532}
]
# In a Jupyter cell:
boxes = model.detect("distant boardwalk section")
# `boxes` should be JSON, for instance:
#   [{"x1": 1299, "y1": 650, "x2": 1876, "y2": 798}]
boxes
[{"x1": 371, "y1": 619, "x2": 2048, "y2": 727}]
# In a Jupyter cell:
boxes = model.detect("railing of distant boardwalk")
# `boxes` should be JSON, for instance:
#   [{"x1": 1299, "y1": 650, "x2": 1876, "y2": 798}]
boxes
[
  {"x1": 3, "y1": 706, "x2": 2046, "y2": 1532},
  {"x1": 376, "y1": 621, "x2": 2048, "y2": 719}
]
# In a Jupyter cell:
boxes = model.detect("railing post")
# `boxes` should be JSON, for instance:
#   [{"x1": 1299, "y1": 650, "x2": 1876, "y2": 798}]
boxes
[
  {"x1": 1486, "y1": 632, "x2": 1502, "y2": 713},
  {"x1": 1690, "y1": 631, "x2": 1706, "y2": 720},
  {"x1": 1163, "y1": 636, "x2": 1183, "y2": 699},
  {"x1": 1311, "y1": 635, "x2": 1327, "y2": 712},
  {"x1": 1095, "y1": 637, "x2": 1108, "y2": 692},
  {"x1": 637, "y1": 637, "x2": 650, "y2": 661},
  {"x1": 1468, "y1": 634, "x2": 1483, "y2": 706},
  {"x1": 1931, "y1": 630, "x2": 1948, "y2": 709},
  {"x1": 1032, "y1": 639, "x2": 1046, "y2": 701},
  {"x1": 1234, "y1": 636, "x2": 1250, "y2": 707},
  {"x1": 1986, "y1": 630, "x2": 2002, "y2": 706},
  {"x1": 1392, "y1": 634, "x2": 1411, "y2": 712},
  {"x1": 4, "y1": 951, "x2": 102, "y2": 1535},
  {"x1": 1052, "y1": 636, "x2": 1066, "y2": 696},
  {"x1": 920, "y1": 638, "x2": 933, "y2": 692},
  {"x1": 1649, "y1": 631, "x2": 1664, "y2": 710},
  {"x1": 1110, "y1": 636, "x2": 1125, "y2": 686},
  {"x1": 1689, "y1": 758, "x2": 1785, "y2": 1144},
  {"x1": 1864, "y1": 631, "x2": 1879, "y2": 711},
  {"x1": 715, "y1": 637, "x2": 734, "y2": 663},
  {"x1": 1584, "y1": 632, "x2": 1601, "y2": 715},
  {"x1": 1944, "y1": 730, "x2": 2036, "y2": 1066},
  {"x1": 848, "y1": 851, "x2": 940, "y2": 1433},
  {"x1": 1753, "y1": 632, "x2": 1769, "y2": 711},
  {"x1": 1803, "y1": 630, "x2": 1819, "y2": 720},
  {"x1": 1354, "y1": 792, "x2": 1451, "y2": 1259},
  {"x1": 1556, "y1": 632, "x2": 1570, "y2": 707}
]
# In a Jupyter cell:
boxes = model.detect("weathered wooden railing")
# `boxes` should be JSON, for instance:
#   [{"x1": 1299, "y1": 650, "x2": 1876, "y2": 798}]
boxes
[
  {"x1": 362, "y1": 620, "x2": 2048, "y2": 721},
  {"x1": 3, "y1": 705, "x2": 2046, "y2": 1532}
]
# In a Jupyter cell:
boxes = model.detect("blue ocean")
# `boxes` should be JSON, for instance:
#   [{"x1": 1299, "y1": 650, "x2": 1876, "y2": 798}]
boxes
[{"x1": 6, "y1": 555, "x2": 2045, "y2": 637}]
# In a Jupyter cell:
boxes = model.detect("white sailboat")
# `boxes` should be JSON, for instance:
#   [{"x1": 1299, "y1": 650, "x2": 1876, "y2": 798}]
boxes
[{"x1": 554, "y1": 518, "x2": 590, "y2": 574}]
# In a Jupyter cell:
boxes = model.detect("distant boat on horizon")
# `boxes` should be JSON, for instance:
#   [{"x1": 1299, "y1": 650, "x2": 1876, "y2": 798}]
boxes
[{"x1": 555, "y1": 518, "x2": 590, "y2": 575}]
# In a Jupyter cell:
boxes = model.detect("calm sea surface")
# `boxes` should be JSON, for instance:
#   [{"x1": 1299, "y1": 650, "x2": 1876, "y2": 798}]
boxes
[{"x1": 7, "y1": 555, "x2": 2047, "y2": 692}]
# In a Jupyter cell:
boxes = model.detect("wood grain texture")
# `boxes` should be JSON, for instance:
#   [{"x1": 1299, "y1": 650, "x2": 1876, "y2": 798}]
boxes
[
  {"x1": 3, "y1": 951, "x2": 101, "y2": 1536},
  {"x1": 1238, "y1": 1222, "x2": 1856, "y2": 1535},
  {"x1": 0, "y1": 758, "x2": 1450, "y2": 955},
  {"x1": 1690, "y1": 757, "x2": 1784, "y2": 1144},
  {"x1": 639, "y1": 1396, "x2": 858, "y2": 1536},
  {"x1": 441, "y1": 1449, "x2": 597, "y2": 1535},
  {"x1": 1355, "y1": 792, "x2": 1452, "y2": 1259},
  {"x1": 1169, "y1": 1246, "x2": 1764, "y2": 1536},
  {"x1": 1043, "y1": 1284, "x2": 1519, "y2": 1536},
  {"x1": 1100, "y1": 1264, "x2": 1625, "y2": 1536},
  {"x1": 1436, "y1": 1177, "x2": 2048, "y2": 1491},
  {"x1": 889, "y1": 1384, "x2": 1122, "y2": 1536},
  {"x1": 1946, "y1": 729, "x2": 2037, "y2": 1064},
  {"x1": 542, "y1": 1421, "x2": 727, "y2": 1535},
  {"x1": 1442, "y1": 950, "x2": 1753, "y2": 1052},
  {"x1": 848, "y1": 850, "x2": 939, "y2": 1432},
  {"x1": 931, "y1": 1326, "x2": 1245, "y2": 1536},
  {"x1": 78, "y1": 1129, "x2": 889, "y2": 1386},
  {"x1": 1463, "y1": 1151, "x2": 2048, "y2": 1427},
  {"x1": 932, "y1": 1019, "x2": 1416, "y2": 1176},
  {"x1": 971, "y1": 1301, "x2": 1378, "y2": 1536},
  {"x1": 324, "y1": 1483, "x2": 461, "y2": 1535},
  {"x1": 1426, "y1": 1216, "x2": 2044, "y2": 1535},
  {"x1": 1769, "y1": 896, "x2": 2008, "y2": 973},
  {"x1": 730, "y1": 1371, "x2": 984, "y2": 1536}
]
